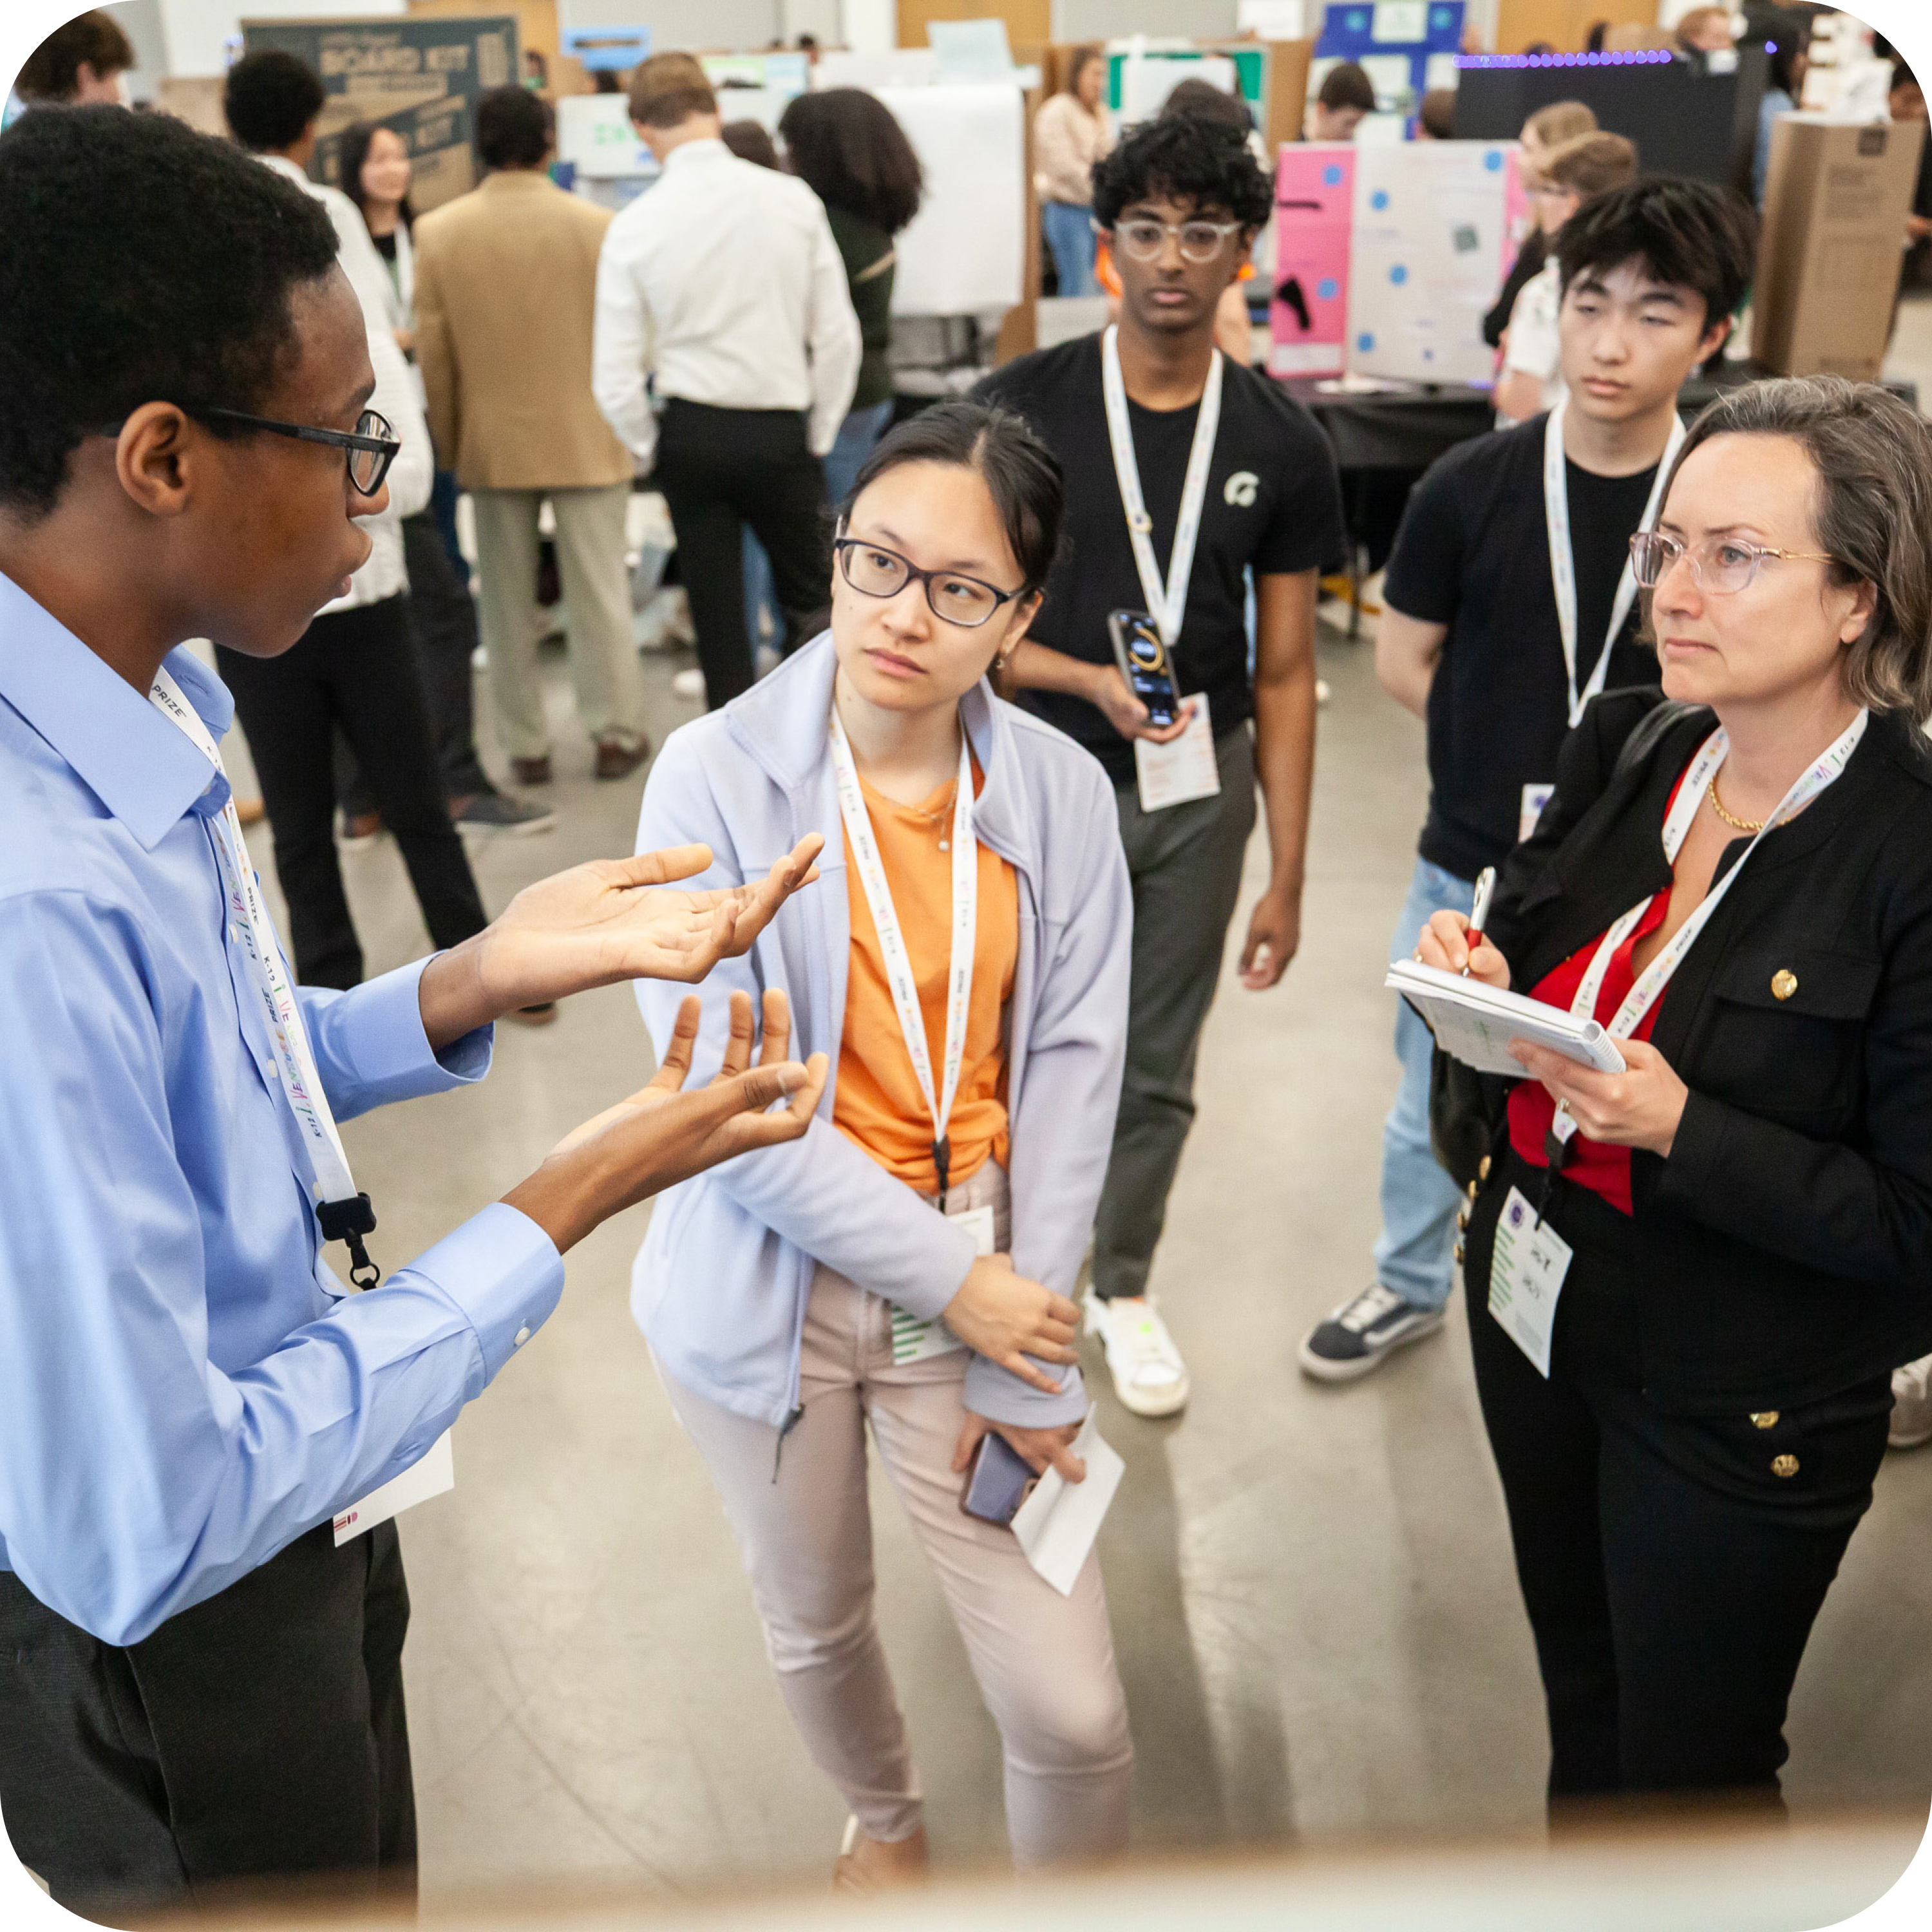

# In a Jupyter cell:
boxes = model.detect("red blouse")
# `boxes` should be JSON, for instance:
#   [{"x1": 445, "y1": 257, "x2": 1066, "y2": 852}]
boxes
[{"x1": 1504, "y1": 766, "x2": 1692, "y2": 1215}]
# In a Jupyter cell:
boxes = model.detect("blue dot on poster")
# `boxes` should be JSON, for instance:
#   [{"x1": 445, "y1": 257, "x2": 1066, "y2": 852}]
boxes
[
  {"x1": 1317, "y1": 276, "x2": 1338, "y2": 301},
  {"x1": 1370, "y1": 189, "x2": 1390, "y2": 211},
  {"x1": 1483, "y1": 149, "x2": 1504, "y2": 171},
  {"x1": 1390, "y1": 264, "x2": 1408, "y2": 285},
  {"x1": 1358, "y1": 332, "x2": 1376, "y2": 352},
  {"x1": 1323, "y1": 163, "x2": 1343, "y2": 186}
]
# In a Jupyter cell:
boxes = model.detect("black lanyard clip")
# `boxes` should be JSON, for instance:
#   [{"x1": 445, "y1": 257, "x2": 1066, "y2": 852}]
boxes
[{"x1": 316, "y1": 1192, "x2": 381, "y2": 1291}]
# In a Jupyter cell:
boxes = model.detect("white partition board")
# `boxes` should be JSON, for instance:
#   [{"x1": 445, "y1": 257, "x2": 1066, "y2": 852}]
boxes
[{"x1": 876, "y1": 84, "x2": 1025, "y2": 316}]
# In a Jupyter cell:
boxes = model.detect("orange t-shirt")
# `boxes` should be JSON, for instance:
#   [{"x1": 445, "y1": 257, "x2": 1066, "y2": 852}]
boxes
[{"x1": 833, "y1": 758, "x2": 1019, "y2": 1192}]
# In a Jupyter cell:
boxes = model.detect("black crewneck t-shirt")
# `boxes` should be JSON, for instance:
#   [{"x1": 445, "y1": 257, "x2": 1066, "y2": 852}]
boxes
[
  {"x1": 1381, "y1": 414, "x2": 1664, "y2": 880},
  {"x1": 974, "y1": 335, "x2": 1347, "y2": 784}
]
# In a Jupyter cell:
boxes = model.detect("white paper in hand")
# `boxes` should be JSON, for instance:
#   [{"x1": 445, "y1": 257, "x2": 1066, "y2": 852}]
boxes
[
  {"x1": 1009, "y1": 1414, "x2": 1124, "y2": 1596},
  {"x1": 334, "y1": 1431, "x2": 454, "y2": 1546},
  {"x1": 1134, "y1": 693, "x2": 1221, "y2": 813},
  {"x1": 1386, "y1": 958, "x2": 1626, "y2": 1079}
]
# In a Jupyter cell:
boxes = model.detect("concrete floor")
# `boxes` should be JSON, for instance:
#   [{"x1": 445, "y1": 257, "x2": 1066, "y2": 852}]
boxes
[{"x1": 238, "y1": 594, "x2": 1932, "y2": 1908}]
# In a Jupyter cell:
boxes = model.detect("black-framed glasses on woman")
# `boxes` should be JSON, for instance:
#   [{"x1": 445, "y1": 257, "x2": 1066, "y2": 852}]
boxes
[
  {"x1": 1629, "y1": 529, "x2": 1839, "y2": 596},
  {"x1": 833, "y1": 537, "x2": 1026, "y2": 629},
  {"x1": 1099, "y1": 215, "x2": 1245, "y2": 263},
  {"x1": 99, "y1": 406, "x2": 402, "y2": 498}
]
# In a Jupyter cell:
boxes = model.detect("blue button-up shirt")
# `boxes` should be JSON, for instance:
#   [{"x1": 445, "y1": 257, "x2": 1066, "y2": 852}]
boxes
[{"x1": 0, "y1": 573, "x2": 564, "y2": 1645}]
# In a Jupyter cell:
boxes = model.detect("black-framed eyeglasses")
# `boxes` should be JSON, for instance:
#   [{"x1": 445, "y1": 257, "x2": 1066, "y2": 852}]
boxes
[
  {"x1": 100, "y1": 406, "x2": 401, "y2": 497},
  {"x1": 833, "y1": 537, "x2": 1025, "y2": 629}
]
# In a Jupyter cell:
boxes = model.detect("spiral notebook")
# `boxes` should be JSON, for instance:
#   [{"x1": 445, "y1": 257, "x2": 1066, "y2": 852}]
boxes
[{"x1": 1386, "y1": 958, "x2": 1627, "y2": 1079}]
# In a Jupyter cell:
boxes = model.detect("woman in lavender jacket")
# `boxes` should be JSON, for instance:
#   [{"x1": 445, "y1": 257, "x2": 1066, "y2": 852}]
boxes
[{"x1": 631, "y1": 403, "x2": 1135, "y2": 1879}]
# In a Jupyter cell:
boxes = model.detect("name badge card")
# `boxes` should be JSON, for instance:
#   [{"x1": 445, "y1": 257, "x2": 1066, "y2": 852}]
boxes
[
  {"x1": 1519, "y1": 782, "x2": 1554, "y2": 844},
  {"x1": 1486, "y1": 1186, "x2": 1571, "y2": 1378},
  {"x1": 1134, "y1": 692, "x2": 1221, "y2": 814},
  {"x1": 890, "y1": 1200, "x2": 997, "y2": 1365}
]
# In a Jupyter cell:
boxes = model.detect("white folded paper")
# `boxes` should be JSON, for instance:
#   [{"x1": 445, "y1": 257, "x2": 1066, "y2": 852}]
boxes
[
  {"x1": 1010, "y1": 1414, "x2": 1124, "y2": 1596},
  {"x1": 1387, "y1": 958, "x2": 1626, "y2": 1079},
  {"x1": 334, "y1": 1431, "x2": 454, "y2": 1546}
]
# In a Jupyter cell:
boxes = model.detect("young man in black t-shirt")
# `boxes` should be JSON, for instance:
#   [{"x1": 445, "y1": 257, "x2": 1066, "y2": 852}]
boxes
[
  {"x1": 1300, "y1": 178, "x2": 1756, "y2": 1383},
  {"x1": 977, "y1": 118, "x2": 1347, "y2": 1418}
]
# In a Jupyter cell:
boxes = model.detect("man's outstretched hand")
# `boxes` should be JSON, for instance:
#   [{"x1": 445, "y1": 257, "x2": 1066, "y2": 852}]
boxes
[
  {"x1": 506, "y1": 989, "x2": 828, "y2": 1254},
  {"x1": 418, "y1": 837, "x2": 824, "y2": 1046}
]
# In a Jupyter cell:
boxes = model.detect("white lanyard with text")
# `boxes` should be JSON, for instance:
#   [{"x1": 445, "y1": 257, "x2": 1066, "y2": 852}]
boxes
[
  {"x1": 149, "y1": 667, "x2": 381, "y2": 1284},
  {"x1": 1101, "y1": 323, "x2": 1224, "y2": 650},
  {"x1": 829, "y1": 709, "x2": 976, "y2": 1206},
  {"x1": 1543, "y1": 398, "x2": 1686, "y2": 728},
  {"x1": 1550, "y1": 709, "x2": 1870, "y2": 1148}
]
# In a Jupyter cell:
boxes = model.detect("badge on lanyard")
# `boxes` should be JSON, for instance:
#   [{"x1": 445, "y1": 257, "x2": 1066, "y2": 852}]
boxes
[{"x1": 1101, "y1": 325, "x2": 1226, "y2": 815}]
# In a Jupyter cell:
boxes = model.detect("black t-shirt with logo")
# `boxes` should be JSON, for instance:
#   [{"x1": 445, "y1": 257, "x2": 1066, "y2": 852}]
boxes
[
  {"x1": 1381, "y1": 413, "x2": 1662, "y2": 881},
  {"x1": 973, "y1": 334, "x2": 1347, "y2": 784}
]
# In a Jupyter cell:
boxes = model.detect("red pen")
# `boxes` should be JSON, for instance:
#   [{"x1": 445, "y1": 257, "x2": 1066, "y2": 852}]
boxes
[{"x1": 1463, "y1": 867, "x2": 1497, "y2": 976}]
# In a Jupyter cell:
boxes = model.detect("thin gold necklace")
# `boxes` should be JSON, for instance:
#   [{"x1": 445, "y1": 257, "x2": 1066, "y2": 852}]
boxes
[{"x1": 1708, "y1": 768, "x2": 1766, "y2": 833}]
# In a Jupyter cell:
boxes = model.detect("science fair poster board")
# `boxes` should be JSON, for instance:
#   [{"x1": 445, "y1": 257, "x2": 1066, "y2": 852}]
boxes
[
  {"x1": 877, "y1": 84, "x2": 1025, "y2": 317},
  {"x1": 241, "y1": 14, "x2": 517, "y2": 212},
  {"x1": 1269, "y1": 146, "x2": 1354, "y2": 378},
  {"x1": 1312, "y1": 0, "x2": 1465, "y2": 115},
  {"x1": 1347, "y1": 141, "x2": 1517, "y2": 385}
]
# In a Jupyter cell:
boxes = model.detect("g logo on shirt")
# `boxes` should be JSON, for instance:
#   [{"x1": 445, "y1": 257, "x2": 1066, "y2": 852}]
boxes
[{"x1": 1223, "y1": 470, "x2": 1259, "y2": 508}]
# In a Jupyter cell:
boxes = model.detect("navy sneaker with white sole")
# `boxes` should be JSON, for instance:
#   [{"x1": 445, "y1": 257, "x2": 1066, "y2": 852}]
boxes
[{"x1": 1298, "y1": 1283, "x2": 1444, "y2": 1383}]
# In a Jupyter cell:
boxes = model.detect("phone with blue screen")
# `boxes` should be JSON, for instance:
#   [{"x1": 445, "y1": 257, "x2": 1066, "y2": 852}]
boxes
[{"x1": 1107, "y1": 610, "x2": 1180, "y2": 728}]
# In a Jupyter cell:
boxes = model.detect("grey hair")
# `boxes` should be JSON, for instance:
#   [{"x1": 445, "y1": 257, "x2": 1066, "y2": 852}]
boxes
[{"x1": 1662, "y1": 376, "x2": 1932, "y2": 724}]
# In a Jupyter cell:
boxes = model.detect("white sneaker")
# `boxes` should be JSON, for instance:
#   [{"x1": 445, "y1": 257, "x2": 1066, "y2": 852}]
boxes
[
  {"x1": 1084, "y1": 1292, "x2": 1189, "y2": 1417},
  {"x1": 636, "y1": 585, "x2": 696, "y2": 652},
  {"x1": 1890, "y1": 1353, "x2": 1932, "y2": 1449},
  {"x1": 670, "y1": 666, "x2": 707, "y2": 702}
]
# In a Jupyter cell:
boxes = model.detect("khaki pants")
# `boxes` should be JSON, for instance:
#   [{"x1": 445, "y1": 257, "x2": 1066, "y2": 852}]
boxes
[
  {"x1": 471, "y1": 482, "x2": 642, "y2": 761},
  {"x1": 659, "y1": 1163, "x2": 1134, "y2": 1869}
]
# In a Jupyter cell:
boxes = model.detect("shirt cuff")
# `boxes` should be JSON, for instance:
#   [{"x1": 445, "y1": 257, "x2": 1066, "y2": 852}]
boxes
[
  {"x1": 319, "y1": 956, "x2": 495, "y2": 1110},
  {"x1": 412, "y1": 1202, "x2": 565, "y2": 1385}
]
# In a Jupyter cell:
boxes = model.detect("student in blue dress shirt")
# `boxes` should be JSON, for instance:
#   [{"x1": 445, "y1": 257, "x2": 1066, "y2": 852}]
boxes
[{"x1": 0, "y1": 106, "x2": 826, "y2": 1917}]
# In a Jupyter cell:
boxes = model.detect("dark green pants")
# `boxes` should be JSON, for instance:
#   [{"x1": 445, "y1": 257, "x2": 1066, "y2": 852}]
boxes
[{"x1": 1092, "y1": 726, "x2": 1258, "y2": 1299}]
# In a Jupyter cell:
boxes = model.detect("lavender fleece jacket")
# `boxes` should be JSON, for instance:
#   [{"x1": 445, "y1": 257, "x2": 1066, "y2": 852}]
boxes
[{"x1": 629, "y1": 632, "x2": 1132, "y2": 1431}]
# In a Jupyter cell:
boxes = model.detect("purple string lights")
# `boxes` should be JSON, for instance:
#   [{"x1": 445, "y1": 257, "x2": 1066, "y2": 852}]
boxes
[{"x1": 1455, "y1": 50, "x2": 1676, "y2": 70}]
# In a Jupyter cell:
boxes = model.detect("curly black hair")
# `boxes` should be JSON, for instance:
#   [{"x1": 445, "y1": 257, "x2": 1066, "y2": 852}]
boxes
[
  {"x1": 0, "y1": 105, "x2": 339, "y2": 519},
  {"x1": 1092, "y1": 114, "x2": 1271, "y2": 232},
  {"x1": 223, "y1": 48, "x2": 326, "y2": 152}
]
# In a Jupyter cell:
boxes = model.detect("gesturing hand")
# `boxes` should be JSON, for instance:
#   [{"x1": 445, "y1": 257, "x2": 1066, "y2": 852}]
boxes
[
  {"x1": 507, "y1": 989, "x2": 828, "y2": 1251},
  {"x1": 942, "y1": 1255, "x2": 1080, "y2": 1395},
  {"x1": 421, "y1": 837, "x2": 824, "y2": 1043},
  {"x1": 952, "y1": 1411, "x2": 1087, "y2": 1486},
  {"x1": 1509, "y1": 1037, "x2": 1689, "y2": 1158}
]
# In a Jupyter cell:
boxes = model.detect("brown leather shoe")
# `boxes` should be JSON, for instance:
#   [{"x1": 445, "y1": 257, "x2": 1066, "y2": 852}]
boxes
[
  {"x1": 511, "y1": 755, "x2": 552, "y2": 787},
  {"x1": 594, "y1": 732, "x2": 651, "y2": 781}
]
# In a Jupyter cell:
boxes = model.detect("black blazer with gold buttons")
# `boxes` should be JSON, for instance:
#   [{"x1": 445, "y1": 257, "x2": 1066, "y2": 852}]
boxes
[{"x1": 1480, "y1": 686, "x2": 1932, "y2": 1414}]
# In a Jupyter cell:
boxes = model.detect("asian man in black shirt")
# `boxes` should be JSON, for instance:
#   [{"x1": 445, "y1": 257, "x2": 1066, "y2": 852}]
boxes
[{"x1": 1300, "y1": 178, "x2": 1757, "y2": 1384}]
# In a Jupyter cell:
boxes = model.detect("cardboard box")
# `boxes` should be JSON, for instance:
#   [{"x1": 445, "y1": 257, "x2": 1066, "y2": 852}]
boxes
[{"x1": 1752, "y1": 116, "x2": 1927, "y2": 382}]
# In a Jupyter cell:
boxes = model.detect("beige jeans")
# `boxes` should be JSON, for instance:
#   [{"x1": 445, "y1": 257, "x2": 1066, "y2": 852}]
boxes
[
  {"x1": 471, "y1": 482, "x2": 642, "y2": 761},
  {"x1": 661, "y1": 1162, "x2": 1134, "y2": 1869}
]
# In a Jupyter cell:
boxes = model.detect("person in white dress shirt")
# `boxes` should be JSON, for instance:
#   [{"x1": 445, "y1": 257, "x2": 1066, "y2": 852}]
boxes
[
  {"x1": 592, "y1": 52, "x2": 861, "y2": 709},
  {"x1": 220, "y1": 50, "x2": 495, "y2": 994}
]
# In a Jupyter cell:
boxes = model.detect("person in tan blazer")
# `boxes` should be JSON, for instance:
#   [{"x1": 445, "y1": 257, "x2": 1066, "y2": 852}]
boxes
[{"x1": 415, "y1": 86, "x2": 647, "y2": 784}]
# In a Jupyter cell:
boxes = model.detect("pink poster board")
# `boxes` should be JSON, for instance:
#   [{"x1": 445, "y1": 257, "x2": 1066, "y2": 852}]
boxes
[{"x1": 1269, "y1": 145, "x2": 1354, "y2": 380}]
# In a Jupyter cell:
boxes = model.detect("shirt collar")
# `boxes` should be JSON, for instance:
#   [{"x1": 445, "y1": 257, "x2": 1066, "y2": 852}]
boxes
[
  {"x1": 663, "y1": 137, "x2": 729, "y2": 173},
  {"x1": 256, "y1": 152, "x2": 311, "y2": 188},
  {"x1": 0, "y1": 571, "x2": 232, "y2": 849}
]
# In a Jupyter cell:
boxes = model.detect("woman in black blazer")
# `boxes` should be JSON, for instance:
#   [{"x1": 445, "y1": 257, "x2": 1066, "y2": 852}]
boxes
[{"x1": 1416, "y1": 377, "x2": 1932, "y2": 1806}]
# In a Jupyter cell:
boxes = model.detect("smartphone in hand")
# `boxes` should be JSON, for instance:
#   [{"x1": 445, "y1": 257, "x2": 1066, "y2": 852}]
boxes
[
  {"x1": 960, "y1": 1430, "x2": 1038, "y2": 1526},
  {"x1": 1107, "y1": 610, "x2": 1181, "y2": 729}
]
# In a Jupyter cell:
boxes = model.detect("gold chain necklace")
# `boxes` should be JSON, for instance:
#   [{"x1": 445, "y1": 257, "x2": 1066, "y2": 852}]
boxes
[{"x1": 1708, "y1": 768, "x2": 1766, "y2": 833}]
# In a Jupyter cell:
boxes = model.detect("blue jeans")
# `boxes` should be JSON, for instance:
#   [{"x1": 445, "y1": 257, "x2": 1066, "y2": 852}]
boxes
[
  {"x1": 822, "y1": 397, "x2": 895, "y2": 509},
  {"x1": 1042, "y1": 201, "x2": 1098, "y2": 298},
  {"x1": 1372, "y1": 856, "x2": 1477, "y2": 1312}
]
